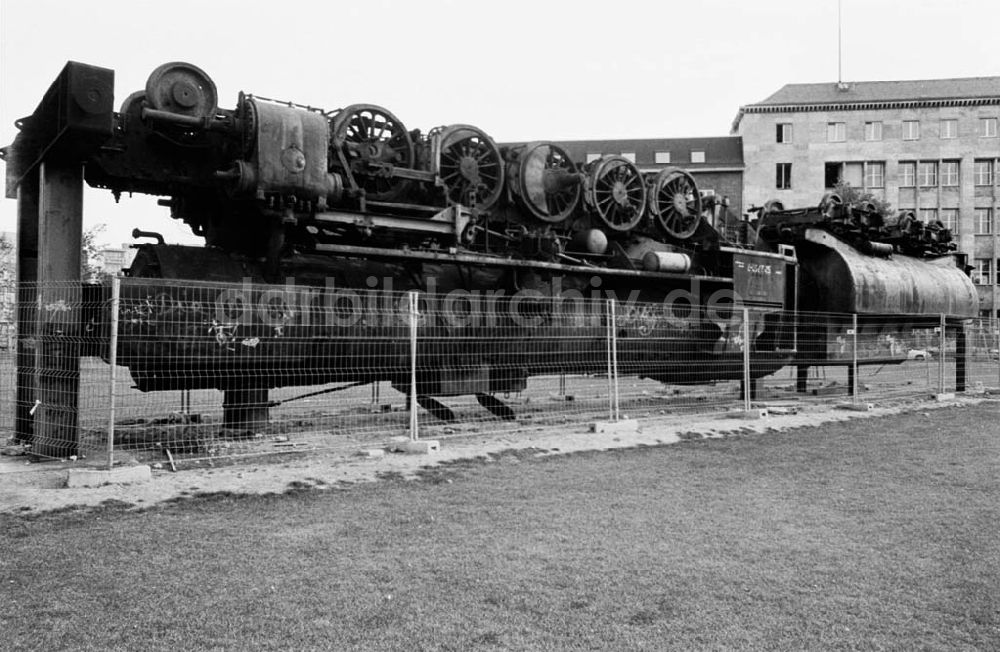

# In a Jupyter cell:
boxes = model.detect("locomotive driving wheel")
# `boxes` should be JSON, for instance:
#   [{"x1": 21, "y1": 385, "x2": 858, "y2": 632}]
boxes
[
  {"x1": 145, "y1": 62, "x2": 218, "y2": 119},
  {"x1": 646, "y1": 167, "x2": 701, "y2": 239},
  {"x1": 586, "y1": 156, "x2": 646, "y2": 232},
  {"x1": 331, "y1": 104, "x2": 415, "y2": 201},
  {"x1": 436, "y1": 124, "x2": 504, "y2": 211},
  {"x1": 508, "y1": 142, "x2": 581, "y2": 223}
]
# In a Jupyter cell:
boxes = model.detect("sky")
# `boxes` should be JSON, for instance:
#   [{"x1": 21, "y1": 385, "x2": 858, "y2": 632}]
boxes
[{"x1": 1, "y1": 0, "x2": 998, "y2": 248}]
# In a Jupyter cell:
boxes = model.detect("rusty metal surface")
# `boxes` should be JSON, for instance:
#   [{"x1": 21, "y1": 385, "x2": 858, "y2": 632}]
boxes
[
  {"x1": 241, "y1": 99, "x2": 338, "y2": 204},
  {"x1": 800, "y1": 228, "x2": 978, "y2": 317}
]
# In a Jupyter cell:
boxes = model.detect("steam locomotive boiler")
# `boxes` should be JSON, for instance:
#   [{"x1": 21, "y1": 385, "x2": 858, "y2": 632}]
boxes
[{"x1": 2, "y1": 61, "x2": 979, "y2": 436}]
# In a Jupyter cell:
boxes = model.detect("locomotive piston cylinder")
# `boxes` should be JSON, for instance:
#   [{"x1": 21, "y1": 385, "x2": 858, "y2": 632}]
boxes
[{"x1": 225, "y1": 99, "x2": 343, "y2": 206}]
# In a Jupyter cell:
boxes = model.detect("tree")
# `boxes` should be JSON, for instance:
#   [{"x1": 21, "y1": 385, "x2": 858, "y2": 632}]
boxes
[
  {"x1": 0, "y1": 233, "x2": 14, "y2": 329},
  {"x1": 81, "y1": 224, "x2": 110, "y2": 282}
]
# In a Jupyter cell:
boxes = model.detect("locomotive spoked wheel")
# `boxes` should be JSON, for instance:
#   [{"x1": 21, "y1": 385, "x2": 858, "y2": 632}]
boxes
[
  {"x1": 760, "y1": 199, "x2": 785, "y2": 218},
  {"x1": 646, "y1": 166, "x2": 701, "y2": 239},
  {"x1": 818, "y1": 192, "x2": 843, "y2": 216},
  {"x1": 145, "y1": 62, "x2": 218, "y2": 119},
  {"x1": 437, "y1": 124, "x2": 504, "y2": 211},
  {"x1": 587, "y1": 156, "x2": 646, "y2": 232},
  {"x1": 512, "y1": 142, "x2": 581, "y2": 223},
  {"x1": 331, "y1": 104, "x2": 415, "y2": 201}
]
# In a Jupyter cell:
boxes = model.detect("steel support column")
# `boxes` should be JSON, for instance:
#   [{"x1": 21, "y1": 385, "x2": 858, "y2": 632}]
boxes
[
  {"x1": 33, "y1": 162, "x2": 84, "y2": 458},
  {"x1": 222, "y1": 387, "x2": 270, "y2": 431},
  {"x1": 14, "y1": 169, "x2": 39, "y2": 443},
  {"x1": 796, "y1": 364, "x2": 809, "y2": 393}
]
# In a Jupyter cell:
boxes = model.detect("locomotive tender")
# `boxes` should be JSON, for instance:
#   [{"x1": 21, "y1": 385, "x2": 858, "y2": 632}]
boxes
[{"x1": 2, "y1": 61, "x2": 978, "y2": 443}]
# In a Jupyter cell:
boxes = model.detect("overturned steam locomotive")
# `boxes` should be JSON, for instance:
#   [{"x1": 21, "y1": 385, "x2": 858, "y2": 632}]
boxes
[{"x1": 2, "y1": 61, "x2": 979, "y2": 431}]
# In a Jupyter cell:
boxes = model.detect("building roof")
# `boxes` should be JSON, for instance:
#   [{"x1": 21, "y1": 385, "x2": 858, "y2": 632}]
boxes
[
  {"x1": 501, "y1": 136, "x2": 744, "y2": 170},
  {"x1": 732, "y1": 76, "x2": 1000, "y2": 133},
  {"x1": 756, "y1": 77, "x2": 1000, "y2": 106}
]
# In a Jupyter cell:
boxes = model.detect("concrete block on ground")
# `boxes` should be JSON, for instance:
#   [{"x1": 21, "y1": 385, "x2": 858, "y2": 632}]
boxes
[
  {"x1": 934, "y1": 392, "x2": 956, "y2": 401},
  {"x1": 65, "y1": 465, "x2": 151, "y2": 488},
  {"x1": 727, "y1": 408, "x2": 768, "y2": 420},
  {"x1": 764, "y1": 405, "x2": 800, "y2": 415},
  {"x1": 395, "y1": 440, "x2": 440, "y2": 455},
  {"x1": 837, "y1": 402, "x2": 874, "y2": 412},
  {"x1": 386, "y1": 436, "x2": 410, "y2": 452},
  {"x1": 590, "y1": 418, "x2": 639, "y2": 435},
  {"x1": 358, "y1": 448, "x2": 386, "y2": 459}
]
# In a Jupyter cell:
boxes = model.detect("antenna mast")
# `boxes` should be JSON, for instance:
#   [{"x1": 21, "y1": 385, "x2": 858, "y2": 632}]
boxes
[{"x1": 838, "y1": 0, "x2": 843, "y2": 84}]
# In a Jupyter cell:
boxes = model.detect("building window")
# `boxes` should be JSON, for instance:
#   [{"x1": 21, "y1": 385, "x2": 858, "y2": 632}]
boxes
[
  {"x1": 620, "y1": 152, "x2": 636, "y2": 163},
  {"x1": 975, "y1": 208, "x2": 994, "y2": 234},
  {"x1": 824, "y1": 162, "x2": 840, "y2": 188},
  {"x1": 903, "y1": 120, "x2": 920, "y2": 140},
  {"x1": 827, "y1": 122, "x2": 846, "y2": 142},
  {"x1": 776, "y1": 163, "x2": 792, "y2": 189},
  {"x1": 824, "y1": 161, "x2": 864, "y2": 188},
  {"x1": 899, "y1": 161, "x2": 916, "y2": 187},
  {"x1": 974, "y1": 160, "x2": 995, "y2": 186},
  {"x1": 940, "y1": 160, "x2": 959, "y2": 186},
  {"x1": 940, "y1": 208, "x2": 959, "y2": 233},
  {"x1": 654, "y1": 151, "x2": 671, "y2": 164},
  {"x1": 980, "y1": 117, "x2": 998, "y2": 137},
  {"x1": 919, "y1": 208, "x2": 938, "y2": 224},
  {"x1": 918, "y1": 161, "x2": 937, "y2": 186},
  {"x1": 939, "y1": 119, "x2": 958, "y2": 139},
  {"x1": 586, "y1": 153, "x2": 601, "y2": 163},
  {"x1": 690, "y1": 150, "x2": 705, "y2": 163},
  {"x1": 864, "y1": 121, "x2": 882, "y2": 141},
  {"x1": 972, "y1": 259, "x2": 993, "y2": 285},
  {"x1": 776, "y1": 123, "x2": 793, "y2": 143},
  {"x1": 863, "y1": 162, "x2": 885, "y2": 188}
]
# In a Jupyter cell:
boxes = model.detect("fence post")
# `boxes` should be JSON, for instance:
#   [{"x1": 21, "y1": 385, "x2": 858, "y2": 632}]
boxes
[
  {"x1": 938, "y1": 313, "x2": 946, "y2": 395},
  {"x1": 996, "y1": 317, "x2": 1000, "y2": 388},
  {"x1": 408, "y1": 291, "x2": 419, "y2": 441},
  {"x1": 605, "y1": 299, "x2": 615, "y2": 421},
  {"x1": 742, "y1": 307, "x2": 751, "y2": 411},
  {"x1": 106, "y1": 276, "x2": 120, "y2": 470},
  {"x1": 610, "y1": 299, "x2": 620, "y2": 421},
  {"x1": 851, "y1": 313, "x2": 858, "y2": 404}
]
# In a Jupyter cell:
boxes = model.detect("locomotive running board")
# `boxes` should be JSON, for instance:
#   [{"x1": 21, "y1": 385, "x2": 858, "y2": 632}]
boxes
[{"x1": 313, "y1": 205, "x2": 472, "y2": 244}]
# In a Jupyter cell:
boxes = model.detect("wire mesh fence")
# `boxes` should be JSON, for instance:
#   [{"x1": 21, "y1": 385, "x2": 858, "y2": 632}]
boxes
[{"x1": 1, "y1": 278, "x2": 997, "y2": 468}]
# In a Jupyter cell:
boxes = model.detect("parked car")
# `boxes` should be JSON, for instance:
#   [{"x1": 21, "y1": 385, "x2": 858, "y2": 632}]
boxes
[{"x1": 907, "y1": 349, "x2": 931, "y2": 360}]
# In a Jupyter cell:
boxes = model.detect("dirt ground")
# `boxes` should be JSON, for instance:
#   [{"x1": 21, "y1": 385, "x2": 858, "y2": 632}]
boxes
[{"x1": 1, "y1": 396, "x2": 995, "y2": 515}]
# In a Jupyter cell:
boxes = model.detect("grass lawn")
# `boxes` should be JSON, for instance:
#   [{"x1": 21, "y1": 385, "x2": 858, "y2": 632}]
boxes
[{"x1": 2, "y1": 403, "x2": 999, "y2": 650}]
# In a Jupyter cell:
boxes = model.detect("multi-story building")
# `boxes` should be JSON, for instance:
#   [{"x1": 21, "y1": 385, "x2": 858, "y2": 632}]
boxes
[
  {"x1": 100, "y1": 244, "x2": 138, "y2": 277},
  {"x1": 732, "y1": 78, "x2": 1000, "y2": 317}
]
